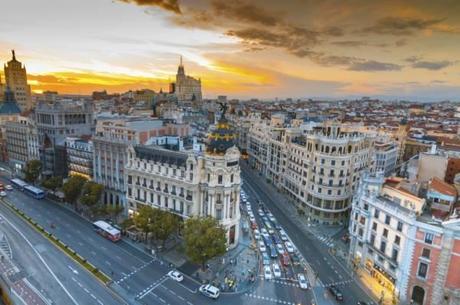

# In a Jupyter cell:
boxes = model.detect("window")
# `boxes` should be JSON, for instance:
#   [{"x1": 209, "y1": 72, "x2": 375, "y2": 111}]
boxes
[
  {"x1": 394, "y1": 235, "x2": 401, "y2": 246},
  {"x1": 370, "y1": 234, "x2": 375, "y2": 246},
  {"x1": 385, "y1": 215, "x2": 391, "y2": 225},
  {"x1": 417, "y1": 262, "x2": 428, "y2": 279},
  {"x1": 218, "y1": 175, "x2": 223, "y2": 184},
  {"x1": 364, "y1": 203, "x2": 369, "y2": 211},
  {"x1": 380, "y1": 241, "x2": 386, "y2": 253},
  {"x1": 421, "y1": 248, "x2": 431, "y2": 259},
  {"x1": 383, "y1": 228, "x2": 388, "y2": 238},
  {"x1": 230, "y1": 174, "x2": 234, "y2": 183},
  {"x1": 424, "y1": 233, "x2": 434, "y2": 244},
  {"x1": 397, "y1": 221, "x2": 403, "y2": 232},
  {"x1": 331, "y1": 160, "x2": 336, "y2": 166},
  {"x1": 374, "y1": 209, "x2": 380, "y2": 218},
  {"x1": 372, "y1": 222, "x2": 377, "y2": 231},
  {"x1": 392, "y1": 248, "x2": 398, "y2": 261}
]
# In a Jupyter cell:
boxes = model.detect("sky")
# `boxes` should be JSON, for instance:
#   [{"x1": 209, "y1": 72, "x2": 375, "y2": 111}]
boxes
[{"x1": 1, "y1": 0, "x2": 460, "y2": 101}]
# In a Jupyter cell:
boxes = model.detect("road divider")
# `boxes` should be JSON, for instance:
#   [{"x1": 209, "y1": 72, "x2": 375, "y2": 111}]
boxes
[{"x1": 0, "y1": 198, "x2": 111, "y2": 284}]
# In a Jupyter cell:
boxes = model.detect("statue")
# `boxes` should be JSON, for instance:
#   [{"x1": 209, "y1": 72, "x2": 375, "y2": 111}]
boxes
[{"x1": 217, "y1": 102, "x2": 228, "y2": 119}]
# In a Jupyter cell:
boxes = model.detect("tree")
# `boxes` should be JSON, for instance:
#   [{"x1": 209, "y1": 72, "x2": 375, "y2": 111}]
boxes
[
  {"x1": 184, "y1": 217, "x2": 227, "y2": 269},
  {"x1": 23, "y1": 160, "x2": 41, "y2": 184},
  {"x1": 41, "y1": 176, "x2": 63, "y2": 192},
  {"x1": 80, "y1": 181, "x2": 104, "y2": 207},
  {"x1": 133, "y1": 205, "x2": 155, "y2": 242},
  {"x1": 105, "y1": 205, "x2": 124, "y2": 223},
  {"x1": 62, "y1": 175, "x2": 87, "y2": 205},
  {"x1": 120, "y1": 218, "x2": 134, "y2": 231},
  {"x1": 150, "y1": 210, "x2": 180, "y2": 248}
]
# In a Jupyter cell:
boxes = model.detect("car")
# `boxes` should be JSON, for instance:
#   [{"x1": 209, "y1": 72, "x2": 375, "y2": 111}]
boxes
[
  {"x1": 272, "y1": 235, "x2": 281, "y2": 245},
  {"x1": 328, "y1": 285, "x2": 343, "y2": 301},
  {"x1": 261, "y1": 228, "x2": 269, "y2": 238},
  {"x1": 269, "y1": 245, "x2": 278, "y2": 258},
  {"x1": 5, "y1": 185, "x2": 12, "y2": 191},
  {"x1": 249, "y1": 216, "x2": 256, "y2": 222},
  {"x1": 272, "y1": 263, "x2": 281, "y2": 278},
  {"x1": 269, "y1": 215, "x2": 276, "y2": 222},
  {"x1": 262, "y1": 216, "x2": 269, "y2": 222},
  {"x1": 298, "y1": 274, "x2": 308, "y2": 289},
  {"x1": 276, "y1": 243, "x2": 285, "y2": 255},
  {"x1": 280, "y1": 231, "x2": 288, "y2": 241},
  {"x1": 167, "y1": 270, "x2": 184, "y2": 282},
  {"x1": 357, "y1": 302, "x2": 368, "y2": 305},
  {"x1": 263, "y1": 235, "x2": 272, "y2": 246},
  {"x1": 262, "y1": 252, "x2": 270, "y2": 265},
  {"x1": 263, "y1": 266, "x2": 272, "y2": 280},
  {"x1": 0, "y1": 191, "x2": 6, "y2": 197},
  {"x1": 258, "y1": 209, "x2": 265, "y2": 216},
  {"x1": 251, "y1": 221, "x2": 258, "y2": 230},
  {"x1": 291, "y1": 253, "x2": 301, "y2": 265},
  {"x1": 199, "y1": 284, "x2": 220, "y2": 299},
  {"x1": 285, "y1": 242, "x2": 295, "y2": 253},
  {"x1": 275, "y1": 223, "x2": 282, "y2": 230},
  {"x1": 259, "y1": 241, "x2": 266, "y2": 252},
  {"x1": 267, "y1": 227, "x2": 275, "y2": 235},
  {"x1": 254, "y1": 229, "x2": 261, "y2": 240},
  {"x1": 281, "y1": 252, "x2": 290, "y2": 266},
  {"x1": 246, "y1": 201, "x2": 251, "y2": 207}
]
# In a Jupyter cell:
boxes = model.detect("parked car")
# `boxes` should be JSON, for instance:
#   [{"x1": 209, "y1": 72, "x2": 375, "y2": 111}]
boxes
[
  {"x1": 298, "y1": 274, "x2": 308, "y2": 289},
  {"x1": 328, "y1": 285, "x2": 343, "y2": 301},
  {"x1": 276, "y1": 243, "x2": 285, "y2": 255},
  {"x1": 254, "y1": 229, "x2": 261, "y2": 240},
  {"x1": 199, "y1": 284, "x2": 220, "y2": 299},
  {"x1": 264, "y1": 266, "x2": 272, "y2": 280},
  {"x1": 272, "y1": 263, "x2": 281, "y2": 278},
  {"x1": 259, "y1": 240, "x2": 266, "y2": 252},
  {"x1": 285, "y1": 242, "x2": 295, "y2": 253},
  {"x1": 167, "y1": 270, "x2": 184, "y2": 282},
  {"x1": 280, "y1": 230, "x2": 288, "y2": 241},
  {"x1": 262, "y1": 252, "x2": 270, "y2": 265}
]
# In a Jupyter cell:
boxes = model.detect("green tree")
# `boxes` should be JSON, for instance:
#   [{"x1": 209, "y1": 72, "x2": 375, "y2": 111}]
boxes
[
  {"x1": 23, "y1": 160, "x2": 42, "y2": 184},
  {"x1": 120, "y1": 218, "x2": 134, "y2": 231},
  {"x1": 150, "y1": 210, "x2": 180, "y2": 248},
  {"x1": 41, "y1": 176, "x2": 63, "y2": 191},
  {"x1": 184, "y1": 217, "x2": 227, "y2": 269},
  {"x1": 133, "y1": 205, "x2": 155, "y2": 242},
  {"x1": 62, "y1": 175, "x2": 87, "y2": 205},
  {"x1": 80, "y1": 181, "x2": 104, "y2": 207},
  {"x1": 105, "y1": 205, "x2": 124, "y2": 223}
]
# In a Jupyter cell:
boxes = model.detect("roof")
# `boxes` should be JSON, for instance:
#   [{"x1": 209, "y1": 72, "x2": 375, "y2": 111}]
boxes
[
  {"x1": 134, "y1": 145, "x2": 188, "y2": 167},
  {"x1": 429, "y1": 177, "x2": 457, "y2": 197},
  {"x1": 0, "y1": 87, "x2": 21, "y2": 115}
]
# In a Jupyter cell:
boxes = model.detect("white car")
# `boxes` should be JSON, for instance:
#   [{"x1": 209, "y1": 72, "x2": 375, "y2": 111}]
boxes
[
  {"x1": 264, "y1": 266, "x2": 272, "y2": 280},
  {"x1": 253, "y1": 229, "x2": 261, "y2": 240},
  {"x1": 272, "y1": 263, "x2": 281, "y2": 278},
  {"x1": 5, "y1": 185, "x2": 13, "y2": 191},
  {"x1": 276, "y1": 243, "x2": 285, "y2": 255},
  {"x1": 249, "y1": 216, "x2": 256, "y2": 222},
  {"x1": 199, "y1": 284, "x2": 220, "y2": 299},
  {"x1": 167, "y1": 270, "x2": 184, "y2": 282},
  {"x1": 248, "y1": 211, "x2": 254, "y2": 217},
  {"x1": 259, "y1": 240, "x2": 266, "y2": 252},
  {"x1": 269, "y1": 215, "x2": 276, "y2": 222},
  {"x1": 258, "y1": 209, "x2": 264, "y2": 217},
  {"x1": 261, "y1": 228, "x2": 269, "y2": 238},
  {"x1": 280, "y1": 230, "x2": 288, "y2": 241},
  {"x1": 246, "y1": 205, "x2": 252, "y2": 212},
  {"x1": 298, "y1": 274, "x2": 308, "y2": 289},
  {"x1": 285, "y1": 242, "x2": 295, "y2": 253},
  {"x1": 0, "y1": 191, "x2": 6, "y2": 197}
]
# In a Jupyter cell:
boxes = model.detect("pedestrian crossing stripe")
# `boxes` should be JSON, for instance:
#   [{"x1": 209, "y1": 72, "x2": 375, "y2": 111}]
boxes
[
  {"x1": 244, "y1": 293, "x2": 297, "y2": 305},
  {"x1": 321, "y1": 279, "x2": 353, "y2": 288}
]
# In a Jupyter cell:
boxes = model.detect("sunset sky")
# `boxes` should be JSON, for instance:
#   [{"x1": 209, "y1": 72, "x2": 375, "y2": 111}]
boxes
[{"x1": 1, "y1": 0, "x2": 460, "y2": 101}]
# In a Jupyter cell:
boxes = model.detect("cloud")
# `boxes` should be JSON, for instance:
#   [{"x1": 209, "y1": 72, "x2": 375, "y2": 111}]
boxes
[
  {"x1": 348, "y1": 60, "x2": 403, "y2": 71},
  {"x1": 362, "y1": 16, "x2": 444, "y2": 36},
  {"x1": 211, "y1": 1, "x2": 278, "y2": 26},
  {"x1": 412, "y1": 60, "x2": 454, "y2": 70},
  {"x1": 119, "y1": 0, "x2": 181, "y2": 14}
]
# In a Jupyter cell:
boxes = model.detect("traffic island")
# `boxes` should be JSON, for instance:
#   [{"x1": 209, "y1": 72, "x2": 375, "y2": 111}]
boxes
[{"x1": 0, "y1": 198, "x2": 111, "y2": 284}]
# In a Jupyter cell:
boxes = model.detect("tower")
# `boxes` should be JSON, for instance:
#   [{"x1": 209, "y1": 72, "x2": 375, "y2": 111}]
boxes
[
  {"x1": 4, "y1": 50, "x2": 32, "y2": 111},
  {"x1": 174, "y1": 56, "x2": 202, "y2": 103}
]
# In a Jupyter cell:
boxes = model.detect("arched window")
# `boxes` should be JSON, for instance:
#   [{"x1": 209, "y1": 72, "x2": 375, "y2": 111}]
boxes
[
  {"x1": 325, "y1": 146, "x2": 330, "y2": 153},
  {"x1": 411, "y1": 286, "x2": 425, "y2": 305}
]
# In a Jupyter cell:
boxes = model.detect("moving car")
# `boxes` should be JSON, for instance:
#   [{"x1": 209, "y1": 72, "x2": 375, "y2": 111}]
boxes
[
  {"x1": 276, "y1": 243, "x2": 285, "y2": 255},
  {"x1": 269, "y1": 215, "x2": 276, "y2": 223},
  {"x1": 5, "y1": 185, "x2": 12, "y2": 191},
  {"x1": 298, "y1": 274, "x2": 308, "y2": 289},
  {"x1": 264, "y1": 266, "x2": 272, "y2": 280},
  {"x1": 328, "y1": 285, "x2": 343, "y2": 301},
  {"x1": 357, "y1": 302, "x2": 368, "y2": 305},
  {"x1": 167, "y1": 270, "x2": 184, "y2": 282},
  {"x1": 199, "y1": 284, "x2": 220, "y2": 299},
  {"x1": 254, "y1": 229, "x2": 261, "y2": 240},
  {"x1": 269, "y1": 245, "x2": 278, "y2": 258},
  {"x1": 258, "y1": 209, "x2": 265, "y2": 216},
  {"x1": 281, "y1": 252, "x2": 290, "y2": 266},
  {"x1": 272, "y1": 263, "x2": 281, "y2": 278},
  {"x1": 262, "y1": 252, "x2": 270, "y2": 265},
  {"x1": 285, "y1": 241, "x2": 295, "y2": 253},
  {"x1": 261, "y1": 228, "x2": 270, "y2": 238},
  {"x1": 259, "y1": 240, "x2": 266, "y2": 252}
]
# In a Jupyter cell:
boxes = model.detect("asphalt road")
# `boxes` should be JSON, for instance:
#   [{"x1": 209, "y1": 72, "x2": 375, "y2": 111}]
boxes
[
  {"x1": 0, "y1": 200, "x2": 125, "y2": 305},
  {"x1": 241, "y1": 162, "x2": 376, "y2": 305}
]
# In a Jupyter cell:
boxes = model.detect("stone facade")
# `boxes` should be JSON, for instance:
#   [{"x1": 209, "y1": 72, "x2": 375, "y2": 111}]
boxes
[
  {"x1": 5, "y1": 116, "x2": 39, "y2": 173},
  {"x1": 3, "y1": 50, "x2": 32, "y2": 111},
  {"x1": 175, "y1": 58, "x2": 202, "y2": 103}
]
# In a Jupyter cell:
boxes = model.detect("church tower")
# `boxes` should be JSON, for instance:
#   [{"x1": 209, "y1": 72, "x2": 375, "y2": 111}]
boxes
[
  {"x1": 4, "y1": 50, "x2": 32, "y2": 111},
  {"x1": 174, "y1": 56, "x2": 202, "y2": 104}
]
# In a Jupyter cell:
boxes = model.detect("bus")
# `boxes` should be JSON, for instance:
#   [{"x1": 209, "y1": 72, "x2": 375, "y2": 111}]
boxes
[
  {"x1": 23, "y1": 185, "x2": 46, "y2": 199},
  {"x1": 92, "y1": 220, "x2": 121, "y2": 242},
  {"x1": 10, "y1": 178, "x2": 28, "y2": 191}
]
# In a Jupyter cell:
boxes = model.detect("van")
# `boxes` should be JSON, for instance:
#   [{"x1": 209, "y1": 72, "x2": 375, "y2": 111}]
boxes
[{"x1": 199, "y1": 284, "x2": 220, "y2": 299}]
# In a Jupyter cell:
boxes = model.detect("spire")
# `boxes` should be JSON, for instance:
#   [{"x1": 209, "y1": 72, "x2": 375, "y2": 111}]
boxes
[
  {"x1": 11, "y1": 50, "x2": 16, "y2": 61},
  {"x1": 177, "y1": 55, "x2": 185, "y2": 76},
  {"x1": 180, "y1": 55, "x2": 183, "y2": 67}
]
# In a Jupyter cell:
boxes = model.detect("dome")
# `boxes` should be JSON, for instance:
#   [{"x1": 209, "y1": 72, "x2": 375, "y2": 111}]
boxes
[{"x1": 206, "y1": 103, "x2": 236, "y2": 155}]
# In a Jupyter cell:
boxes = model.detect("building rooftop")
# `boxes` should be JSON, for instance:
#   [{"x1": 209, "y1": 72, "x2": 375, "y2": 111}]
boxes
[
  {"x1": 429, "y1": 177, "x2": 457, "y2": 197},
  {"x1": 133, "y1": 145, "x2": 188, "y2": 167}
]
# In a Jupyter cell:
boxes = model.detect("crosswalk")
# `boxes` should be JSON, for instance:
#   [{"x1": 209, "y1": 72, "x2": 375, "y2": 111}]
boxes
[
  {"x1": 321, "y1": 279, "x2": 353, "y2": 288},
  {"x1": 317, "y1": 235, "x2": 335, "y2": 248},
  {"x1": 244, "y1": 293, "x2": 297, "y2": 305},
  {"x1": 115, "y1": 259, "x2": 156, "y2": 284}
]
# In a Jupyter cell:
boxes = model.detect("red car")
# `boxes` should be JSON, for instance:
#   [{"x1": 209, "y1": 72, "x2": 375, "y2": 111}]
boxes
[
  {"x1": 281, "y1": 252, "x2": 290, "y2": 266},
  {"x1": 251, "y1": 221, "x2": 258, "y2": 230}
]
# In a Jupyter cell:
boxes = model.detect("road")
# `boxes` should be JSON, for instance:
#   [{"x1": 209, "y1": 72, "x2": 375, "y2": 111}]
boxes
[
  {"x1": 0, "y1": 173, "x2": 316, "y2": 305},
  {"x1": 241, "y1": 162, "x2": 376, "y2": 305}
]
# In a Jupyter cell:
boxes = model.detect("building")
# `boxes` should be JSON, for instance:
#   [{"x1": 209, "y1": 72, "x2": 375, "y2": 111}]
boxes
[
  {"x1": 93, "y1": 116, "x2": 190, "y2": 207},
  {"x1": 349, "y1": 173, "x2": 460, "y2": 305},
  {"x1": 125, "y1": 107, "x2": 240, "y2": 248},
  {"x1": 66, "y1": 137, "x2": 93, "y2": 179},
  {"x1": 374, "y1": 141, "x2": 398, "y2": 176},
  {"x1": 0, "y1": 87, "x2": 23, "y2": 162},
  {"x1": 35, "y1": 100, "x2": 94, "y2": 176},
  {"x1": 426, "y1": 177, "x2": 457, "y2": 219},
  {"x1": 248, "y1": 121, "x2": 374, "y2": 224},
  {"x1": 5, "y1": 116, "x2": 39, "y2": 174},
  {"x1": 174, "y1": 57, "x2": 202, "y2": 103},
  {"x1": 3, "y1": 50, "x2": 32, "y2": 111}
]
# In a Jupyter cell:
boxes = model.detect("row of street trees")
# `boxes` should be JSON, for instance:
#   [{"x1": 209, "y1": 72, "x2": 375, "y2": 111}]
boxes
[{"x1": 124, "y1": 205, "x2": 227, "y2": 269}]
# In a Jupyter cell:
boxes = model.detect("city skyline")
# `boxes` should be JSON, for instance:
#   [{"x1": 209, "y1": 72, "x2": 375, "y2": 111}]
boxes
[{"x1": 1, "y1": 0, "x2": 460, "y2": 101}]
